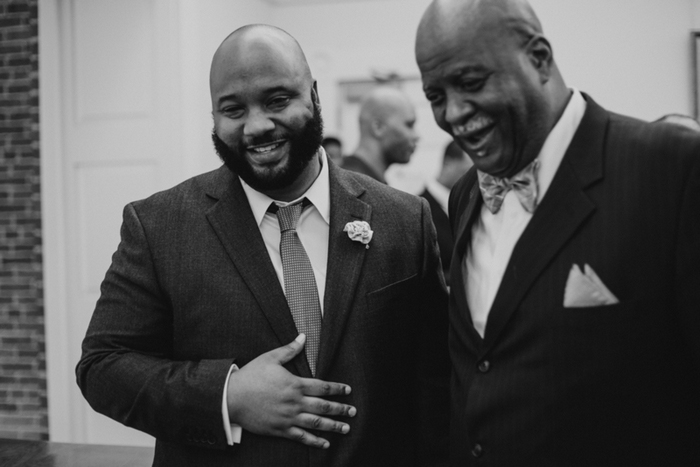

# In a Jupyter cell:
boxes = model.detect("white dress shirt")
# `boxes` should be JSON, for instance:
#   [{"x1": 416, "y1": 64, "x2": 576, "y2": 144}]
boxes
[
  {"x1": 222, "y1": 149, "x2": 331, "y2": 444},
  {"x1": 465, "y1": 90, "x2": 586, "y2": 337}
]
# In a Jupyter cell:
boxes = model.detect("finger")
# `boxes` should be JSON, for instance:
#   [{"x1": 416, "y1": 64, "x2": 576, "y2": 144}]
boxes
[
  {"x1": 304, "y1": 397, "x2": 357, "y2": 418},
  {"x1": 272, "y1": 334, "x2": 306, "y2": 365},
  {"x1": 296, "y1": 413, "x2": 351, "y2": 434},
  {"x1": 300, "y1": 379, "x2": 352, "y2": 398},
  {"x1": 285, "y1": 426, "x2": 330, "y2": 449}
]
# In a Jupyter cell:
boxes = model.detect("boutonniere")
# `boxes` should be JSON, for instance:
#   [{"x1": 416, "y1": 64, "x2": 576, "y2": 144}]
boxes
[{"x1": 343, "y1": 220, "x2": 373, "y2": 249}]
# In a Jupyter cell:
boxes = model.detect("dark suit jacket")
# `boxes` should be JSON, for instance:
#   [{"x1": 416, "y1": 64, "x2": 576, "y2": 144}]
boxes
[
  {"x1": 76, "y1": 160, "x2": 449, "y2": 467},
  {"x1": 339, "y1": 155, "x2": 386, "y2": 183},
  {"x1": 448, "y1": 95, "x2": 700, "y2": 466},
  {"x1": 420, "y1": 189, "x2": 453, "y2": 287}
]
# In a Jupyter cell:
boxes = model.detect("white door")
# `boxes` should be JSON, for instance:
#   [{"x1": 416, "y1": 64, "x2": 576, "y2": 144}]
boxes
[{"x1": 41, "y1": 0, "x2": 183, "y2": 446}]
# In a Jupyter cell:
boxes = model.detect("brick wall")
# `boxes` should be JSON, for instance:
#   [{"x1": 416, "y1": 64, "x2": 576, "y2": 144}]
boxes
[{"x1": 0, "y1": 0, "x2": 46, "y2": 440}]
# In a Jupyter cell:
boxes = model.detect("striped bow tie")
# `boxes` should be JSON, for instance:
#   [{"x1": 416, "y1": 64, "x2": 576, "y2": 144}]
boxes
[{"x1": 478, "y1": 159, "x2": 539, "y2": 214}]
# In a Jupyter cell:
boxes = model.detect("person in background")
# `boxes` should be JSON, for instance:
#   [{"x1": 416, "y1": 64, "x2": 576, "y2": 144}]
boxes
[
  {"x1": 77, "y1": 24, "x2": 449, "y2": 467},
  {"x1": 322, "y1": 136, "x2": 344, "y2": 164},
  {"x1": 416, "y1": 0, "x2": 700, "y2": 465},
  {"x1": 421, "y1": 141, "x2": 472, "y2": 287},
  {"x1": 340, "y1": 86, "x2": 418, "y2": 183},
  {"x1": 654, "y1": 113, "x2": 700, "y2": 132}
]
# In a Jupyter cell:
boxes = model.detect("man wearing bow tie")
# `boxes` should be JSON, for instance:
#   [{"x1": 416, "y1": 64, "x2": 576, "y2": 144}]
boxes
[
  {"x1": 416, "y1": 0, "x2": 700, "y2": 465},
  {"x1": 77, "y1": 24, "x2": 448, "y2": 467}
]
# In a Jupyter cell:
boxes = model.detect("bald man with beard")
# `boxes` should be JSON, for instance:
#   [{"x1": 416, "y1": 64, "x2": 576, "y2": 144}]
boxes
[
  {"x1": 416, "y1": 0, "x2": 700, "y2": 465},
  {"x1": 341, "y1": 86, "x2": 419, "y2": 183},
  {"x1": 77, "y1": 25, "x2": 449, "y2": 467}
]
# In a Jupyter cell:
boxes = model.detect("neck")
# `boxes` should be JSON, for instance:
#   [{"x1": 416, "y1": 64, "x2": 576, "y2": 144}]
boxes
[
  {"x1": 352, "y1": 141, "x2": 388, "y2": 175},
  {"x1": 262, "y1": 152, "x2": 322, "y2": 202}
]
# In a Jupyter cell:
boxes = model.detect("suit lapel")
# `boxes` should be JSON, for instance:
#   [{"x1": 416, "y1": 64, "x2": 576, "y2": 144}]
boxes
[
  {"x1": 316, "y1": 163, "x2": 371, "y2": 378},
  {"x1": 482, "y1": 95, "x2": 607, "y2": 352},
  {"x1": 450, "y1": 171, "x2": 484, "y2": 348},
  {"x1": 203, "y1": 167, "x2": 309, "y2": 376}
]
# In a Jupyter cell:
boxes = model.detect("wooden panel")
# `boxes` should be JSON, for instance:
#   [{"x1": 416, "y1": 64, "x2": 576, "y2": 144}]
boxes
[{"x1": 73, "y1": 0, "x2": 155, "y2": 122}]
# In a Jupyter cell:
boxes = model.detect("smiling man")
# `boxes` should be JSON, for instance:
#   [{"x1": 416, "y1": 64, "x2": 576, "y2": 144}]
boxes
[
  {"x1": 77, "y1": 24, "x2": 449, "y2": 467},
  {"x1": 416, "y1": 0, "x2": 700, "y2": 465}
]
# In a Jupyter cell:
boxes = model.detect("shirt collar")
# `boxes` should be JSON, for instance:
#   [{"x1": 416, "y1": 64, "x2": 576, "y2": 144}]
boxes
[
  {"x1": 535, "y1": 88, "x2": 586, "y2": 201},
  {"x1": 240, "y1": 148, "x2": 331, "y2": 227}
]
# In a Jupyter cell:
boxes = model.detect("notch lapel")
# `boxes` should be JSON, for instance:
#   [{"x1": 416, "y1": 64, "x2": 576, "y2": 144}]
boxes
[
  {"x1": 203, "y1": 167, "x2": 310, "y2": 376},
  {"x1": 481, "y1": 95, "x2": 608, "y2": 352},
  {"x1": 315, "y1": 163, "x2": 371, "y2": 378},
  {"x1": 450, "y1": 173, "x2": 484, "y2": 349}
]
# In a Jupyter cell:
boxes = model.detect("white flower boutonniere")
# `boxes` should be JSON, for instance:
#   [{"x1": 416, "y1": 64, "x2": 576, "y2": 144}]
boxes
[{"x1": 343, "y1": 220, "x2": 373, "y2": 249}]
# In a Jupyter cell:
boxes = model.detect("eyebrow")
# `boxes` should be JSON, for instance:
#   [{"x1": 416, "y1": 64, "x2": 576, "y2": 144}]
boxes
[{"x1": 216, "y1": 85, "x2": 297, "y2": 107}]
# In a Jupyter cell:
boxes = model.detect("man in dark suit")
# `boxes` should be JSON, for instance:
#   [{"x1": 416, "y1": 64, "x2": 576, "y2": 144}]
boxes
[
  {"x1": 77, "y1": 24, "x2": 449, "y2": 467},
  {"x1": 421, "y1": 141, "x2": 472, "y2": 287},
  {"x1": 340, "y1": 86, "x2": 419, "y2": 183},
  {"x1": 415, "y1": 0, "x2": 700, "y2": 465}
]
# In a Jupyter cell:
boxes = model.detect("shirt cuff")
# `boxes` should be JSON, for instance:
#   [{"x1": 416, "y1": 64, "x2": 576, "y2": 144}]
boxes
[{"x1": 222, "y1": 363, "x2": 242, "y2": 445}]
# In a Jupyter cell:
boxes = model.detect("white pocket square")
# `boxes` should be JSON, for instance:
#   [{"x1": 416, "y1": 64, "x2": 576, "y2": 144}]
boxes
[{"x1": 563, "y1": 264, "x2": 619, "y2": 308}]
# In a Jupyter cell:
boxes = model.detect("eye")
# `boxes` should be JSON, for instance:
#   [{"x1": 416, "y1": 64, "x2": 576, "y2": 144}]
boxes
[
  {"x1": 268, "y1": 96, "x2": 290, "y2": 110},
  {"x1": 424, "y1": 90, "x2": 444, "y2": 106},
  {"x1": 221, "y1": 105, "x2": 245, "y2": 119},
  {"x1": 458, "y1": 76, "x2": 486, "y2": 93}
]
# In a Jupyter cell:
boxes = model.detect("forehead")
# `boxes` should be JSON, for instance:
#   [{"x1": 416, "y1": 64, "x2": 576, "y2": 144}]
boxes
[
  {"x1": 416, "y1": 13, "x2": 511, "y2": 79},
  {"x1": 210, "y1": 37, "x2": 309, "y2": 101}
]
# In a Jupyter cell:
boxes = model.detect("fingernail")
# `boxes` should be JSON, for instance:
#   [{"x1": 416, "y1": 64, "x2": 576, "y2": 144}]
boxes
[
  {"x1": 348, "y1": 407, "x2": 357, "y2": 417},
  {"x1": 295, "y1": 334, "x2": 305, "y2": 344},
  {"x1": 322, "y1": 441, "x2": 330, "y2": 449},
  {"x1": 341, "y1": 424, "x2": 350, "y2": 434},
  {"x1": 345, "y1": 386, "x2": 352, "y2": 395}
]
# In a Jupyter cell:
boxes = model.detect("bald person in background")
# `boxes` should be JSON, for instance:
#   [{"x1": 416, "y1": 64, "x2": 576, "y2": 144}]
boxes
[
  {"x1": 341, "y1": 86, "x2": 419, "y2": 183},
  {"x1": 416, "y1": 0, "x2": 700, "y2": 465},
  {"x1": 78, "y1": 24, "x2": 449, "y2": 467}
]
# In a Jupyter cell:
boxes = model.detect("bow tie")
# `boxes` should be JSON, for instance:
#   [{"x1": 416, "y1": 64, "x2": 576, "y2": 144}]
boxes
[{"x1": 478, "y1": 159, "x2": 540, "y2": 214}]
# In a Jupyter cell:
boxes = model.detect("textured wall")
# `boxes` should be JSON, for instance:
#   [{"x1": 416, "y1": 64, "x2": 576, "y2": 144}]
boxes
[{"x1": 0, "y1": 0, "x2": 45, "y2": 440}]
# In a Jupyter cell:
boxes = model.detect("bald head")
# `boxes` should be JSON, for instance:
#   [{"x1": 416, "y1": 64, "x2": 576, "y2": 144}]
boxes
[
  {"x1": 417, "y1": 0, "x2": 542, "y2": 50},
  {"x1": 359, "y1": 87, "x2": 414, "y2": 133},
  {"x1": 351, "y1": 86, "x2": 418, "y2": 171},
  {"x1": 210, "y1": 24, "x2": 313, "y2": 104}
]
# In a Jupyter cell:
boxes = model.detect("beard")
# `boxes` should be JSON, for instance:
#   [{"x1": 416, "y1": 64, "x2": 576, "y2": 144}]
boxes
[{"x1": 212, "y1": 101, "x2": 324, "y2": 193}]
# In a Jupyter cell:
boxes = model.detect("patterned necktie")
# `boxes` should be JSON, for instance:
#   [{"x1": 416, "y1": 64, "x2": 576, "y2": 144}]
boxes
[
  {"x1": 478, "y1": 159, "x2": 540, "y2": 214},
  {"x1": 275, "y1": 200, "x2": 323, "y2": 375}
]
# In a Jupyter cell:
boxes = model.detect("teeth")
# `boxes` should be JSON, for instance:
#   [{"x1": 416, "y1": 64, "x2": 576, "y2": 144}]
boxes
[
  {"x1": 250, "y1": 142, "x2": 282, "y2": 153},
  {"x1": 453, "y1": 116, "x2": 492, "y2": 137}
]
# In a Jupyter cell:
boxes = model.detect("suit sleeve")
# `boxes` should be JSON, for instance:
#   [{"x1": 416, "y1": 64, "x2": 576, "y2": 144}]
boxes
[
  {"x1": 416, "y1": 197, "x2": 450, "y2": 467},
  {"x1": 676, "y1": 153, "x2": 700, "y2": 369},
  {"x1": 76, "y1": 203, "x2": 233, "y2": 449}
]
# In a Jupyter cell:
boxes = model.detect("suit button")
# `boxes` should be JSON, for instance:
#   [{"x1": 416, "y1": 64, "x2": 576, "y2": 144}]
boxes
[
  {"x1": 471, "y1": 443, "x2": 483, "y2": 458},
  {"x1": 478, "y1": 360, "x2": 490, "y2": 373}
]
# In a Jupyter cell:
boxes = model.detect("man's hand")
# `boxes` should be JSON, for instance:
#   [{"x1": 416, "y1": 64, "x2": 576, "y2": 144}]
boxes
[{"x1": 227, "y1": 334, "x2": 356, "y2": 449}]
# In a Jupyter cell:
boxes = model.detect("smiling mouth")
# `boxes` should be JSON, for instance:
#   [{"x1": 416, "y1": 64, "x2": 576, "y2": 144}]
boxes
[
  {"x1": 247, "y1": 139, "x2": 286, "y2": 154},
  {"x1": 454, "y1": 118, "x2": 495, "y2": 157}
]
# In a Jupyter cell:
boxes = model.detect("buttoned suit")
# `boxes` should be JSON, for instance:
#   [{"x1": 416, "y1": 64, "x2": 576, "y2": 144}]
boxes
[
  {"x1": 448, "y1": 95, "x2": 700, "y2": 466},
  {"x1": 77, "y1": 160, "x2": 449, "y2": 467}
]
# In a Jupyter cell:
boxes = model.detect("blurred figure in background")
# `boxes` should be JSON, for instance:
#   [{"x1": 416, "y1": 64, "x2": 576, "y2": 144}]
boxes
[
  {"x1": 421, "y1": 141, "x2": 472, "y2": 287},
  {"x1": 340, "y1": 86, "x2": 418, "y2": 183},
  {"x1": 322, "y1": 136, "x2": 344, "y2": 164},
  {"x1": 654, "y1": 113, "x2": 700, "y2": 132}
]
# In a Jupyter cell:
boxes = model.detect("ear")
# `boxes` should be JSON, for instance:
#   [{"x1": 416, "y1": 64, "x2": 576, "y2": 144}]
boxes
[
  {"x1": 526, "y1": 35, "x2": 554, "y2": 83},
  {"x1": 311, "y1": 81, "x2": 321, "y2": 107},
  {"x1": 370, "y1": 118, "x2": 385, "y2": 138}
]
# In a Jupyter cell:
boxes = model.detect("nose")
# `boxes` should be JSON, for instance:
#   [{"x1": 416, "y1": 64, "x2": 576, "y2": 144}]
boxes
[
  {"x1": 444, "y1": 90, "x2": 475, "y2": 129},
  {"x1": 243, "y1": 107, "x2": 275, "y2": 138}
]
